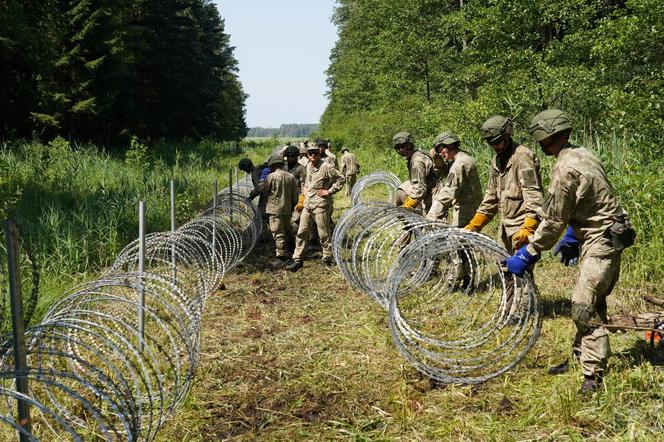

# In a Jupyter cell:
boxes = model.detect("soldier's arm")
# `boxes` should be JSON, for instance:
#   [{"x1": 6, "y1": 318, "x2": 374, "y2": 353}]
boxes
[
  {"x1": 476, "y1": 168, "x2": 499, "y2": 218},
  {"x1": 516, "y1": 154, "x2": 544, "y2": 219},
  {"x1": 433, "y1": 164, "x2": 461, "y2": 208},
  {"x1": 527, "y1": 167, "x2": 578, "y2": 254},
  {"x1": 327, "y1": 165, "x2": 346, "y2": 194},
  {"x1": 409, "y1": 158, "x2": 427, "y2": 201}
]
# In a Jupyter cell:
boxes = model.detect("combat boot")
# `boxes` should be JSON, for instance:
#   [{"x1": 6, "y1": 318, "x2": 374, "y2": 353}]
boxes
[
  {"x1": 286, "y1": 259, "x2": 303, "y2": 272},
  {"x1": 580, "y1": 374, "x2": 603, "y2": 396}
]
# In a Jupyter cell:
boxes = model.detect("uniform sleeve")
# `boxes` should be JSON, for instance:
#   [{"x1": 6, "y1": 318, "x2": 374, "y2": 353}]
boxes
[
  {"x1": 341, "y1": 156, "x2": 347, "y2": 175},
  {"x1": 409, "y1": 156, "x2": 428, "y2": 200},
  {"x1": 433, "y1": 163, "x2": 462, "y2": 208},
  {"x1": 527, "y1": 166, "x2": 578, "y2": 254},
  {"x1": 515, "y1": 155, "x2": 543, "y2": 220},
  {"x1": 476, "y1": 167, "x2": 499, "y2": 218},
  {"x1": 327, "y1": 165, "x2": 346, "y2": 194}
]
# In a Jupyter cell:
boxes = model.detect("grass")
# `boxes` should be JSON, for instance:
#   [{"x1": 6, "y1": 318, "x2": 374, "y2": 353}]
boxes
[{"x1": 1, "y1": 133, "x2": 662, "y2": 439}]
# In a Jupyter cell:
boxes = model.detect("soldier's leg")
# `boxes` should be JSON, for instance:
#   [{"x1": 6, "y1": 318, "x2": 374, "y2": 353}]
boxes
[
  {"x1": 572, "y1": 251, "x2": 621, "y2": 379},
  {"x1": 346, "y1": 174, "x2": 357, "y2": 197},
  {"x1": 314, "y1": 208, "x2": 333, "y2": 262},
  {"x1": 270, "y1": 215, "x2": 288, "y2": 259},
  {"x1": 292, "y1": 208, "x2": 312, "y2": 262}
]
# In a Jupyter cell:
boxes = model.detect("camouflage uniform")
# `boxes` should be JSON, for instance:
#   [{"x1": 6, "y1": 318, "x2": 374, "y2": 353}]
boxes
[
  {"x1": 340, "y1": 150, "x2": 360, "y2": 197},
  {"x1": 324, "y1": 148, "x2": 339, "y2": 169},
  {"x1": 429, "y1": 150, "x2": 482, "y2": 228},
  {"x1": 406, "y1": 150, "x2": 438, "y2": 215},
  {"x1": 477, "y1": 142, "x2": 544, "y2": 253},
  {"x1": 292, "y1": 161, "x2": 345, "y2": 262},
  {"x1": 526, "y1": 143, "x2": 629, "y2": 378},
  {"x1": 298, "y1": 145, "x2": 309, "y2": 168},
  {"x1": 287, "y1": 161, "x2": 306, "y2": 234},
  {"x1": 260, "y1": 168, "x2": 298, "y2": 258},
  {"x1": 429, "y1": 148, "x2": 451, "y2": 181},
  {"x1": 248, "y1": 163, "x2": 270, "y2": 221}
]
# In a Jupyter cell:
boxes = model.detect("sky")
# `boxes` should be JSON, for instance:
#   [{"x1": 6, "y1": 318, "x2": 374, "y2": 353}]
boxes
[{"x1": 214, "y1": 1, "x2": 338, "y2": 128}]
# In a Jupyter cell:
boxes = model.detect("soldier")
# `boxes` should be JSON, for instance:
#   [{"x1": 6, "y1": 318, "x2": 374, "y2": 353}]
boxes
[
  {"x1": 256, "y1": 154, "x2": 299, "y2": 262},
  {"x1": 284, "y1": 145, "x2": 306, "y2": 240},
  {"x1": 340, "y1": 147, "x2": 360, "y2": 197},
  {"x1": 392, "y1": 132, "x2": 438, "y2": 215},
  {"x1": 429, "y1": 147, "x2": 451, "y2": 181},
  {"x1": 426, "y1": 132, "x2": 483, "y2": 288},
  {"x1": 427, "y1": 132, "x2": 482, "y2": 225},
  {"x1": 239, "y1": 158, "x2": 270, "y2": 222},
  {"x1": 325, "y1": 141, "x2": 339, "y2": 169},
  {"x1": 463, "y1": 115, "x2": 544, "y2": 252},
  {"x1": 505, "y1": 109, "x2": 635, "y2": 394},
  {"x1": 298, "y1": 143, "x2": 309, "y2": 167},
  {"x1": 287, "y1": 144, "x2": 345, "y2": 271}
]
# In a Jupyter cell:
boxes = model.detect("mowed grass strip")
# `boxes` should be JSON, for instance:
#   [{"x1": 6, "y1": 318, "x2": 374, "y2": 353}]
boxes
[{"x1": 157, "y1": 238, "x2": 664, "y2": 441}]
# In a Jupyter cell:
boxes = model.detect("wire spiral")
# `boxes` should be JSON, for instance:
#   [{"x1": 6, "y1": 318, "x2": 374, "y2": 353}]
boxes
[
  {"x1": 350, "y1": 171, "x2": 401, "y2": 207},
  {"x1": 333, "y1": 201, "x2": 541, "y2": 384},
  {"x1": 0, "y1": 193, "x2": 260, "y2": 440}
]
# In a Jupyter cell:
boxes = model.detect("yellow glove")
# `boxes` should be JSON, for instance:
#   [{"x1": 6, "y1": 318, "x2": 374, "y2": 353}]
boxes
[
  {"x1": 400, "y1": 197, "x2": 419, "y2": 210},
  {"x1": 464, "y1": 212, "x2": 490, "y2": 232},
  {"x1": 512, "y1": 216, "x2": 539, "y2": 249},
  {"x1": 295, "y1": 194, "x2": 305, "y2": 210}
]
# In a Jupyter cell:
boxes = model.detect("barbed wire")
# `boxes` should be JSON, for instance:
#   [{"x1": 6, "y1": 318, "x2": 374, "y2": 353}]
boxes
[
  {"x1": 332, "y1": 199, "x2": 541, "y2": 384},
  {"x1": 350, "y1": 171, "x2": 401, "y2": 207},
  {"x1": 0, "y1": 192, "x2": 260, "y2": 440}
]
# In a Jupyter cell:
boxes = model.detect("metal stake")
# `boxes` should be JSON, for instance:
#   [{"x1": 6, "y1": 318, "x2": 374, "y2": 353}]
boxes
[
  {"x1": 4, "y1": 219, "x2": 31, "y2": 440},
  {"x1": 170, "y1": 180, "x2": 177, "y2": 285},
  {"x1": 228, "y1": 168, "x2": 234, "y2": 224},
  {"x1": 138, "y1": 201, "x2": 146, "y2": 353},
  {"x1": 212, "y1": 180, "x2": 217, "y2": 271}
]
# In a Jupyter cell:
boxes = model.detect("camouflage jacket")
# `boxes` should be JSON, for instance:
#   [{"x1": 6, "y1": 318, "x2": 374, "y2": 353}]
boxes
[
  {"x1": 340, "y1": 152, "x2": 360, "y2": 176},
  {"x1": 323, "y1": 150, "x2": 339, "y2": 169},
  {"x1": 477, "y1": 142, "x2": 543, "y2": 236},
  {"x1": 286, "y1": 162, "x2": 306, "y2": 194},
  {"x1": 429, "y1": 148, "x2": 451, "y2": 181},
  {"x1": 303, "y1": 160, "x2": 345, "y2": 212},
  {"x1": 259, "y1": 168, "x2": 298, "y2": 216},
  {"x1": 527, "y1": 144, "x2": 629, "y2": 257},
  {"x1": 431, "y1": 150, "x2": 483, "y2": 227},
  {"x1": 407, "y1": 150, "x2": 438, "y2": 201}
]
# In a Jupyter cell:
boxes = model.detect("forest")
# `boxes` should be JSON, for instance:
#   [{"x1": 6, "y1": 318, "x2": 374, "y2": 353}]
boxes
[
  {"x1": 247, "y1": 123, "x2": 319, "y2": 138},
  {"x1": 322, "y1": 0, "x2": 662, "y2": 148},
  {"x1": 1, "y1": 0, "x2": 248, "y2": 143}
]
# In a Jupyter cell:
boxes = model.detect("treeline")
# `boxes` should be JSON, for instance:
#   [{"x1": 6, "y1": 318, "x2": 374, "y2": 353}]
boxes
[
  {"x1": 247, "y1": 123, "x2": 319, "y2": 138},
  {"x1": 322, "y1": 0, "x2": 663, "y2": 147},
  {"x1": 1, "y1": 0, "x2": 248, "y2": 144}
]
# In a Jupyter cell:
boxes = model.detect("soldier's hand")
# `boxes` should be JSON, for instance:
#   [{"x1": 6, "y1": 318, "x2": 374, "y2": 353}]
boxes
[
  {"x1": 317, "y1": 189, "x2": 330, "y2": 197},
  {"x1": 552, "y1": 226, "x2": 580, "y2": 266}
]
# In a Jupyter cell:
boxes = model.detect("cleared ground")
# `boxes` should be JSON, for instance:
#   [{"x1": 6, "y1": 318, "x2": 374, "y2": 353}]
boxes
[{"x1": 157, "y1": 222, "x2": 664, "y2": 440}]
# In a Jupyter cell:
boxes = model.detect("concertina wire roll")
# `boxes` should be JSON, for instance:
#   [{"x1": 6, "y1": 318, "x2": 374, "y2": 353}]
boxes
[
  {"x1": 335, "y1": 171, "x2": 541, "y2": 384},
  {"x1": 0, "y1": 190, "x2": 261, "y2": 440}
]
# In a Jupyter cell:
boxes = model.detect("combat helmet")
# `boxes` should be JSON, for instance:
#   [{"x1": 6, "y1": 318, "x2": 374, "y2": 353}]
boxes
[
  {"x1": 481, "y1": 115, "x2": 512, "y2": 143},
  {"x1": 529, "y1": 109, "x2": 573, "y2": 142},
  {"x1": 392, "y1": 132, "x2": 414, "y2": 147},
  {"x1": 285, "y1": 145, "x2": 300, "y2": 157},
  {"x1": 267, "y1": 153, "x2": 284, "y2": 167},
  {"x1": 433, "y1": 131, "x2": 460, "y2": 150}
]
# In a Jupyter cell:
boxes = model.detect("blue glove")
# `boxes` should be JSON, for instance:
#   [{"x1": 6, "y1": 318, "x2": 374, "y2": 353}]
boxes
[
  {"x1": 552, "y1": 226, "x2": 580, "y2": 266},
  {"x1": 505, "y1": 245, "x2": 540, "y2": 276},
  {"x1": 259, "y1": 166, "x2": 270, "y2": 181}
]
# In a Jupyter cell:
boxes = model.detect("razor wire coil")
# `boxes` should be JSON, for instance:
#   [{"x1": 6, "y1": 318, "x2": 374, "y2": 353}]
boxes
[
  {"x1": 0, "y1": 192, "x2": 260, "y2": 440},
  {"x1": 333, "y1": 196, "x2": 541, "y2": 384},
  {"x1": 350, "y1": 171, "x2": 401, "y2": 207}
]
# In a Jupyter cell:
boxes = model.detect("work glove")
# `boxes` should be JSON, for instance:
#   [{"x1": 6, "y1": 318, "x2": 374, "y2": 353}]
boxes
[
  {"x1": 295, "y1": 194, "x2": 305, "y2": 211},
  {"x1": 512, "y1": 217, "x2": 539, "y2": 249},
  {"x1": 504, "y1": 245, "x2": 540, "y2": 277},
  {"x1": 259, "y1": 167, "x2": 270, "y2": 181},
  {"x1": 400, "y1": 197, "x2": 420, "y2": 211},
  {"x1": 464, "y1": 212, "x2": 490, "y2": 232},
  {"x1": 552, "y1": 226, "x2": 580, "y2": 266}
]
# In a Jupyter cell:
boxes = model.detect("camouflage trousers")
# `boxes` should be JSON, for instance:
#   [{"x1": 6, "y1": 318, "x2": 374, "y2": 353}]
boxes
[
  {"x1": 571, "y1": 249, "x2": 621, "y2": 377},
  {"x1": 345, "y1": 174, "x2": 357, "y2": 197},
  {"x1": 500, "y1": 227, "x2": 536, "y2": 320},
  {"x1": 268, "y1": 214, "x2": 293, "y2": 258},
  {"x1": 293, "y1": 206, "x2": 333, "y2": 261}
]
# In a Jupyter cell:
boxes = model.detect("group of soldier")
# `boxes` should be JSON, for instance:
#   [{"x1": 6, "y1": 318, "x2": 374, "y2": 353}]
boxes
[
  {"x1": 239, "y1": 108, "x2": 633, "y2": 394},
  {"x1": 237, "y1": 138, "x2": 360, "y2": 272},
  {"x1": 392, "y1": 109, "x2": 634, "y2": 394}
]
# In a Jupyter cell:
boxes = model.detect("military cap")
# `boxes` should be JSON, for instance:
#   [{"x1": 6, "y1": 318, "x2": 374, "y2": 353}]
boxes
[
  {"x1": 341, "y1": 147, "x2": 349, "y2": 153},
  {"x1": 315, "y1": 138, "x2": 329, "y2": 147},
  {"x1": 267, "y1": 153, "x2": 284, "y2": 167}
]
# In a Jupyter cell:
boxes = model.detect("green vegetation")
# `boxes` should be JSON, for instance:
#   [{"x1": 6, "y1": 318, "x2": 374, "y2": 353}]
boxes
[
  {"x1": 1, "y1": 0, "x2": 247, "y2": 142},
  {"x1": 0, "y1": 137, "x2": 275, "y2": 325},
  {"x1": 248, "y1": 124, "x2": 320, "y2": 138}
]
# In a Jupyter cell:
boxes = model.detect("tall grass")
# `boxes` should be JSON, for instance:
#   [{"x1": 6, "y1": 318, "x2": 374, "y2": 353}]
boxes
[{"x1": 0, "y1": 137, "x2": 275, "y2": 322}]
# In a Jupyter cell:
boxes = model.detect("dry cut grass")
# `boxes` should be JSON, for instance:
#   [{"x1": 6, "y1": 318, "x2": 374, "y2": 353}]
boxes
[{"x1": 157, "y1": 231, "x2": 664, "y2": 441}]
